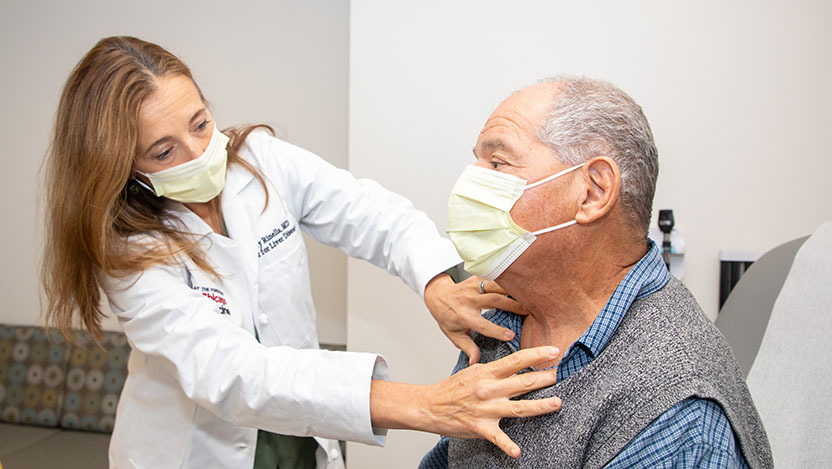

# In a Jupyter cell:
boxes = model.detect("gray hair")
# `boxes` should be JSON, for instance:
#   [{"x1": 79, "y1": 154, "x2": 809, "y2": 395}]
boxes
[{"x1": 537, "y1": 76, "x2": 658, "y2": 237}]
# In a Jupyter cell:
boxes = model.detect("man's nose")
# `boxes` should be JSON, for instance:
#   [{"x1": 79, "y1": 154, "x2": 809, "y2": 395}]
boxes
[{"x1": 473, "y1": 156, "x2": 491, "y2": 168}]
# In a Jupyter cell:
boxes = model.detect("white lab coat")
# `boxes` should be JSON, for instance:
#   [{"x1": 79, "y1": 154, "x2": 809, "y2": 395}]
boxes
[{"x1": 102, "y1": 130, "x2": 461, "y2": 468}]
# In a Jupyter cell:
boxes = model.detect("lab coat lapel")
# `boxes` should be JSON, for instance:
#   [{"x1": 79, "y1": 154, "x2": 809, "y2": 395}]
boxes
[{"x1": 222, "y1": 164, "x2": 260, "y2": 333}]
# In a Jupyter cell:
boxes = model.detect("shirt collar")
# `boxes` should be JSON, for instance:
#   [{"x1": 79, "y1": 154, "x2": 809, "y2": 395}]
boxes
[{"x1": 569, "y1": 240, "x2": 670, "y2": 359}]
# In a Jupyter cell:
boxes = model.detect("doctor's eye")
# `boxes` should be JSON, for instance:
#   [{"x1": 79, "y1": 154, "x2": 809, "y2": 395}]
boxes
[
  {"x1": 196, "y1": 119, "x2": 211, "y2": 133},
  {"x1": 490, "y1": 159, "x2": 507, "y2": 169},
  {"x1": 156, "y1": 147, "x2": 173, "y2": 161}
]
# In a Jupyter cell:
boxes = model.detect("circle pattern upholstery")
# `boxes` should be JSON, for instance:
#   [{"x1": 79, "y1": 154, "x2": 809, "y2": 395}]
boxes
[{"x1": 0, "y1": 325, "x2": 130, "y2": 434}]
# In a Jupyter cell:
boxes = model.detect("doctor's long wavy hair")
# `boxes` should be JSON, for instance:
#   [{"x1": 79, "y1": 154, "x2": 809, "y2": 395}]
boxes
[{"x1": 42, "y1": 36, "x2": 270, "y2": 342}]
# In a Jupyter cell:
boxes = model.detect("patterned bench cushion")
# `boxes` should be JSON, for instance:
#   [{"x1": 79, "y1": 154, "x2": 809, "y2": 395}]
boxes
[
  {"x1": 60, "y1": 331, "x2": 130, "y2": 433},
  {"x1": 0, "y1": 326, "x2": 70, "y2": 428},
  {"x1": 0, "y1": 325, "x2": 131, "y2": 434}
]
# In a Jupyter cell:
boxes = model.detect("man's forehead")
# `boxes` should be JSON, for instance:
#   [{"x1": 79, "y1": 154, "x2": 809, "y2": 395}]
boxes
[
  {"x1": 478, "y1": 83, "x2": 560, "y2": 140},
  {"x1": 499, "y1": 82, "x2": 559, "y2": 120}
]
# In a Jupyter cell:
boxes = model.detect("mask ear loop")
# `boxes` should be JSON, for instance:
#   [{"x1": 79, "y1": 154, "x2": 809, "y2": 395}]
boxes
[
  {"x1": 531, "y1": 219, "x2": 577, "y2": 236},
  {"x1": 524, "y1": 163, "x2": 584, "y2": 236},
  {"x1": 132, "y1": 174, "x2": 157, "y2": 195},
  {"x1": 524, "y1": 163, "x2": 585, "y2": 190}
]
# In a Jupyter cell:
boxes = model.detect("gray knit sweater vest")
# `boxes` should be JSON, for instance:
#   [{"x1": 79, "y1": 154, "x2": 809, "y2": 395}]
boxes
[{"x1": 448, "y1": 278, "x2": 773, "y2": 469}]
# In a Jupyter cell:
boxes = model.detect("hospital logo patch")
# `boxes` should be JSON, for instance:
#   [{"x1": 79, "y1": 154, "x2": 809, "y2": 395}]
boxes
[
  {"x1": 194, "y1": 286, "x2": 231, "y2": 315},
  {"x1": 185, "y1": 270, "x2": 231, "y2": 315}
]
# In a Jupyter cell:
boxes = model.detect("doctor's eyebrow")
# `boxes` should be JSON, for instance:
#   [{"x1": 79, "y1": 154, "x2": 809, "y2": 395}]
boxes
[
  {"x1": 188, "y1": 108, "x2": 207, "y2": 126},
  {"x1": 142, "y1": 108, "x2": 208, "y2": 156}
]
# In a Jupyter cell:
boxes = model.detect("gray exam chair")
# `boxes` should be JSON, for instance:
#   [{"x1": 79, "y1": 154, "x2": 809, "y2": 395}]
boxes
[
  {"x1": 715, "y1": 236, "x2": 808, "y2": 377},
  {"x1": 715, "y1": 221, "x2": 832, "y2": 467}
]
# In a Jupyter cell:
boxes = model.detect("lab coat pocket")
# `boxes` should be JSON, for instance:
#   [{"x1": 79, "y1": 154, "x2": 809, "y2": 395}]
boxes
[
  {"x1": 256, "y1": 223, "x2": 317, "y2": 348},
  {"x1": 256, "y1": 217, "x2": 302, "y2": 266}
]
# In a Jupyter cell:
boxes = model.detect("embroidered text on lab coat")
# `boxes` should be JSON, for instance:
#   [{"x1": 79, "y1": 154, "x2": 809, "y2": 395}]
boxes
[
  {"x1": 257, "y1": 219, "x2": 297, "y2": 258},
  {"x1": 195, "y1": 285, "x2": 231, "y2": 315}
]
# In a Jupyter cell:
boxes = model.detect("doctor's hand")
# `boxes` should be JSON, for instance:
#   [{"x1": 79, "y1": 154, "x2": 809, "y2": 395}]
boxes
[
  {"x1": 424, "y1": 273, "x2": 527, "y2": 364},
  {"x1": 370, "y1": 346, "x2": 562, "y2": 459}
]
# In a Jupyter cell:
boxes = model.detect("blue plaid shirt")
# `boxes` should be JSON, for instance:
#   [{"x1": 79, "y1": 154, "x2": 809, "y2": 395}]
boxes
[{"x1": 420, "y1": 242, "x2": 748, "y2": 468}]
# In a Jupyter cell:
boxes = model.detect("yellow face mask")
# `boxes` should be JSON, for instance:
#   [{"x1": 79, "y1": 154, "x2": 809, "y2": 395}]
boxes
[
  {"x1": 446, "y1": 163, "x2": 584, "y2": 280},
  {"x1": 136, "y1": 126, "x2": 230, "y2": 203}
]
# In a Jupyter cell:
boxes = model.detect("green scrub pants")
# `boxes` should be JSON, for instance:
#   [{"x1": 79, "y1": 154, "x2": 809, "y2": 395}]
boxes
[{"x1": 253, "y1": 430, "x2": 318, "y2": 469}]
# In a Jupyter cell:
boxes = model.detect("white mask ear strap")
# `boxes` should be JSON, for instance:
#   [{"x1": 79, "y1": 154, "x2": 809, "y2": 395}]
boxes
[
  {"x1": 524, "y1": 163, "x2": 585, "y2": 190},
  {"x1": 133, "y1": 177, "x2": 156, "y2": 195},
  {"x1": 531, "y1": 219, "x2": 577, "y2": 236}
]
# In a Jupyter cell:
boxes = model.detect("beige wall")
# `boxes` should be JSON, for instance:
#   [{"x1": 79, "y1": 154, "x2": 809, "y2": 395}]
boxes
[
  {"x1": 0, "y1": 0, "x2": 349, "y2": 345},
  {"x1": 347, "y1": 0, "x2": 832, "y2": 466}
]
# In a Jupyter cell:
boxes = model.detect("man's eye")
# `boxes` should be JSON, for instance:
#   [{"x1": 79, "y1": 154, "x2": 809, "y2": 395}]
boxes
[{"x1": 491, "y1": 160, "x2": 505, "y2": 169}]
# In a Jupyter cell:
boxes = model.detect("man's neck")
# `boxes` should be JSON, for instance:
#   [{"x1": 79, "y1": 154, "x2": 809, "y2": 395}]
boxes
[{"x1": 497, "y1": 240, "x2": 646, "y2": 367}]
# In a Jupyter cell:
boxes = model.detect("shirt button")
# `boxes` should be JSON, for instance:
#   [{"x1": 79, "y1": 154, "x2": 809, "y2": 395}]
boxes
[
  {"x1": 259, "y1": 314, "x2": 269, "y2": 326},
  {"x1": 329, "y1": 448, "x2": 339, "y2": 459}
]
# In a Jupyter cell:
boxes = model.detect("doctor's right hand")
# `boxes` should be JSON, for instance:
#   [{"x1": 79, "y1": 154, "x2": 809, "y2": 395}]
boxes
[
  {"x1": 424, "y1": 274, "x2": 528, "y2": 365},
  {"x1": 370, "y1": 345, "x2": 561, "y2": 459}
]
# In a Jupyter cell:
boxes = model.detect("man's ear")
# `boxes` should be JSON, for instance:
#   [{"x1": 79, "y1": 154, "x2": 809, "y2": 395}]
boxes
[{"x1": 575, "y1": 156, "x2": 621, "y2": 224}]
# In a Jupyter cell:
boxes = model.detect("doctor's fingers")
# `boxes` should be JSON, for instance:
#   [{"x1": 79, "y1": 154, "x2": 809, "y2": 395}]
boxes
[
  {"x1": 477, "y1": 422, "x2": 523, "y2": 459},
  {"x1": 477, "y1": 279, "x2": 508, "y2": 295},
  {"x1": 464, "y1": 276, "x2": 527, "y2": 315},
  {"x1": 474, "y1": 292, "x2": 527, "y2": 316},
  {"x1": 462, "y1": 310, "x2": 520, "y2": 346},
  {"x1": 484, "y1": 346, "x2": 561, "y2": 379},
  {"x1": 447, "y1": 330, "x2": 482, "y2": 365},
  {"x1": 486, "y1": 368, "x2": 560, "y2": 401},
  {"x1": 473, "y1": 396, "x2": 562, "y2": 459}
]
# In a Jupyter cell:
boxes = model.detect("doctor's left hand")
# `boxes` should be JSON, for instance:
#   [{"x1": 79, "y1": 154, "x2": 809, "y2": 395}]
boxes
[
  {"x1": 424, "y1": 273, "x2": 527, "y2": 364},
  {"x1": 370, "y1": 345, "x2": 562, "y2": 459}
]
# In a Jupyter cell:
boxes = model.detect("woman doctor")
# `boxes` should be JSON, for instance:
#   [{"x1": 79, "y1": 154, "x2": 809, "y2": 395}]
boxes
[{"x1": 41, "y1": 37, "x2": 562, "y2": 469}]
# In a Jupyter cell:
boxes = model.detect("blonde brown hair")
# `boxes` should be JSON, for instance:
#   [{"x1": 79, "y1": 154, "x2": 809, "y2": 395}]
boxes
[{"x1": 42, "y1": 36, "x2": 269, "y2": 342}]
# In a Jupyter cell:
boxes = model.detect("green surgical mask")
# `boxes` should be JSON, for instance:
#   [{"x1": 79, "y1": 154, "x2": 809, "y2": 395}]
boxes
[
  {"x1": 135, "y1": 126, "x2": 230, "y2": 203},
  {"x1": 446, "y1": 163, "x2": 584, "y2": 280}
]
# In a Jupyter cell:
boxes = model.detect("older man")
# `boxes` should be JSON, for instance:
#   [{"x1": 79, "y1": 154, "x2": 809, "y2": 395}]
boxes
[{"x1": 421, "y1": 77, "x2": 772, "y2": 468}]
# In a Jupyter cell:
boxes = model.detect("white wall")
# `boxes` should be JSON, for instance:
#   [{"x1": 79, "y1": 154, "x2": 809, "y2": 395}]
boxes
[
  {"x1": 0, "y1": 0, "x2": 349, "y2": 344},
  {"x1": 347, "y1": 1, "x2": 832, "y2": 466}
]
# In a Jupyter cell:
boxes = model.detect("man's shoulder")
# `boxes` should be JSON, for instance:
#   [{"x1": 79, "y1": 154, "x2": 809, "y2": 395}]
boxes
[
  {"x1": 632, "y1": 276, "x2": 706, "y2": 319},
  {"x1": 625, "y1": 277, "x2": 726, "y2": 355},
  {"x1": 650, "y1": 398, "x2": 739, "y2": 452},
  {"x1": 609, "y1": 397, "x2": 747, "y2": 468},
  {"x1": 617, "y1": 279, "x2": 747, "y2": 398}
]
